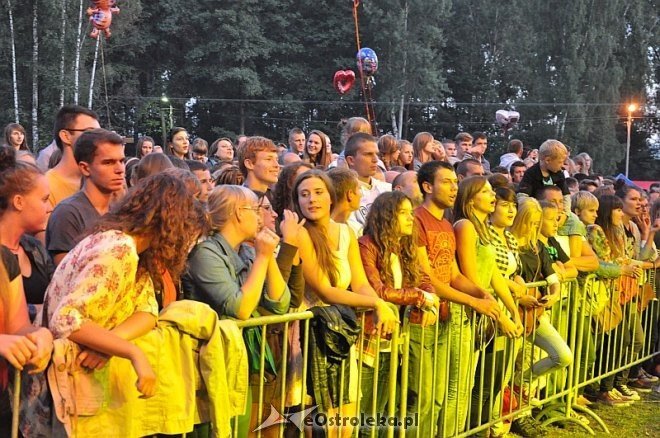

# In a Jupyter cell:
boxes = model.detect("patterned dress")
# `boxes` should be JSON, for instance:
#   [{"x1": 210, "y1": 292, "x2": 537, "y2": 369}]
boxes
[
  {"x1": 22, "y1": 230, "x2": 157, "y2": 436},
  {"x1": 43, "y1": 229, "x2": 158, "y2": 336}
]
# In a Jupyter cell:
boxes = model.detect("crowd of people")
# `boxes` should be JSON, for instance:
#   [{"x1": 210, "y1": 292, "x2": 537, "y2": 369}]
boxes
[{"x1": 1, "y1": 105, "x2": 659, "y2": 437}]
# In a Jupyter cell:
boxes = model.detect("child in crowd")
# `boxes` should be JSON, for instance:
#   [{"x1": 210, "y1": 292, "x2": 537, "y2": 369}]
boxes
[{"x1": 517, "y1": 139, "x2": 570, "y2": 212}]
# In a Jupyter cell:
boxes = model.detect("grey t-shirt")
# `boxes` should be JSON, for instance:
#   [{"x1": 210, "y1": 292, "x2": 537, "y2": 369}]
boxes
[{"x1": 46, "y1": 191, "x2": 101, "y2": 257}]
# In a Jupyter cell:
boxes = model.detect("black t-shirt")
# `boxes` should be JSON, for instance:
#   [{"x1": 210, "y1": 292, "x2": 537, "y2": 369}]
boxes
[
  {"x1": 544, "y1": 237, "x2": 570, "y2": 264},
  {"x1": 1, "y1": 246, "x2": 20, "y2": 281},
  {"x1": 46, "y1": 191, "x2": 101, "y2": 257},
  {"x1": 518, "y1": 241, "x2": 556, "y2": 284}
]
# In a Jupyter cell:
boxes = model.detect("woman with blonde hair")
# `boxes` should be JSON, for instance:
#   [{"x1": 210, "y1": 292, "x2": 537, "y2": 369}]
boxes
[
  {"x1": 183, "y1": 185, "x2": 290, "y2": 319},
  {"x1": 396, "y1": 139, "x2": 414, "y2": 170},
  {"x1": 510, "y1": 197, "x2": 572, "y2": 403}
]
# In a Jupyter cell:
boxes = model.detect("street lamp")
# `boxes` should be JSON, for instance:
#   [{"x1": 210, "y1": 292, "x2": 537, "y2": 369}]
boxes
[
  {"x1": 625, "y1": 103, "x2": 637, "y2": 178},
  {"x1": 160, "y1": 96, "x2": 169, "y2": 147}
]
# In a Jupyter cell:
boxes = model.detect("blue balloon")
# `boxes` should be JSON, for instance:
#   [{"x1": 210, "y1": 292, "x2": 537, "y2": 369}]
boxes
[{"x1": 356, "y1": 48, "x2": 378, "y2": 76}]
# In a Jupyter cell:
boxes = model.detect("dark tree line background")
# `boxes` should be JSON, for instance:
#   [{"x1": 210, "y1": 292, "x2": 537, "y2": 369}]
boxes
[{"x1": 0, "y1": 0, "x2": 658, "y2": 178}]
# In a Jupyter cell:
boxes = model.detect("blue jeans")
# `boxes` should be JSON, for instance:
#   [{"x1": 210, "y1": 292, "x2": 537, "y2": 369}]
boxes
[
  {"x1": 525, "y1": 314, "x2": 573, "y2": 383},
  {"x1": 442, "y1": 304, "x2": 477, "y2": 437},
  {"x1": 406, "y1": 322, "x2": 448, "y2": 437},
  {"x1": 359, "y1": 352, "x2": 392, "y2": 438}
]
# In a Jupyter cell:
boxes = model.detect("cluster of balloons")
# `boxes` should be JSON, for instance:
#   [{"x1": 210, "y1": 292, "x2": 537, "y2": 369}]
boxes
[{"x1": 332, "y1": 47, "x2": 379, "y2": 95}]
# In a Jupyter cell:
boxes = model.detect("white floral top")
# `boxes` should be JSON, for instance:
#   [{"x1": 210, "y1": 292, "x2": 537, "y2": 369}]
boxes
[{"x1": 43, "y1": 230, "x2": 157, "y2": 338}]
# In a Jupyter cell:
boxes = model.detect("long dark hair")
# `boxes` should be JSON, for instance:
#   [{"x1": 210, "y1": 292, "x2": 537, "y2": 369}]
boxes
[
  {"x1": 595, "y1": 194, "x2": 625, "y2": 260},
  {"x1": 135, "y1": 136, "x2": 155, "y2": 158},
  {"x1": 3, "y1": 123, "x2": 29, "y2": 151},
  {"x1": 292, "y1": 169, "x2": 339, "y2": 286},
  {"x1": 272, "y1": 162, "x2": 313, "y2": 218},
  {"x1": 363, "y1": 191, "x2": 420, "y2": 287},
  {"x1": 303, "y1": 130, "x2": 331, "y2": 168}
]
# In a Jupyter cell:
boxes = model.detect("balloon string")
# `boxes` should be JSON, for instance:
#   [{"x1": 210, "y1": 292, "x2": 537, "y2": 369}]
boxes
[
  {"x1": 353, "y1": 0, "x2": 361, "y2": 51},
  {"x1": 352, "y1": 1, "x2": 375, "y2": 132}
]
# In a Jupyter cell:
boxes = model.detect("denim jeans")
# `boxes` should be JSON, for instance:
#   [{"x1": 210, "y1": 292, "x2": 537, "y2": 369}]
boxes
[
  {"x1": 614, "y1": 303, "x2": 644, "y2": 386},
  {"x1": 359, "y1": 352, "x2": 392, "y2": 438},
  {"x1": 441, "y1": 304, "x2": 478, "y2": 438},
  {"x1": 574, "y1": 316, "x2": 596, "y2": 394},
  {"x1": 406, "y1": 322, "x2": 448, "y2": 437},
  {"x1": 469, "y1": 336, "x2": 518, "y2": 435},
  {"x1": 525, "y1": 313, "x2": 573, "y2": 383},
  {"x1": 545, "y1": 299, "x2": 571, "y2": 396}
]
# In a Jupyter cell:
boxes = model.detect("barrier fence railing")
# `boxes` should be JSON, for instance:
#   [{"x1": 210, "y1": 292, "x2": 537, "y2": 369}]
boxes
[
  {"x1": 8, "y1": 269, "x2": 658, "y2": 438},
  {"x1": 228, "y1": 268, "x2": 657, "y2": 437}
]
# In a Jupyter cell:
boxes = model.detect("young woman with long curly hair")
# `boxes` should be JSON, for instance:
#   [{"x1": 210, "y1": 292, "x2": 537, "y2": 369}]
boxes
[
  {"x1": 358, "y1": 191, "x2": 438, "y2": 435},
  {"x1": 41, "y1": 172, "x2": 206, "y2": 397}
]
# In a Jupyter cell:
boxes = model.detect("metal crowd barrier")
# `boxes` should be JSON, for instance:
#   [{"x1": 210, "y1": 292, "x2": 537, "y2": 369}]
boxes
[
  {"x1": 233, "y1": 268, "x2": 657, "y2": 437},
  {"x1": 8, "y1": 269, "x2": 657, "y2": 438}
]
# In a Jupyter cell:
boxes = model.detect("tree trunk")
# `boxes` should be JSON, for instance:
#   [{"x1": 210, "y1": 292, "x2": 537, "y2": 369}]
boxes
[
  {"x1": 390, "y1": 106, "x2": 398, "y2": 138},
  {"x1": 31, "y1": 0, "x2": 39, "y2": 149},
  {"x1": 88, "y1": 36, "x2": 100, "y2": 108},
  {"x1": 7, "y1": 0, "x2": 20, "y2": 122},
  {"x1": 59, "y1": 0, "x2": 67, "y2": 106},
  {"x1": 73, "y1": 0, "x2": 85, "y2": 105},
  {"x1": 240, "y1": 100, "x2": 245, "y2": 134},
  {"x1": 397, "y1": 1, "x2": 409, "y2": 140}
]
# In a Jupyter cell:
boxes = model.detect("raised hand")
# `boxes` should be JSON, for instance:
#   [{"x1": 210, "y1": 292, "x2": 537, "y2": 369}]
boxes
[
  {"x1": 255, "y1": 227, "x2": 280, "y2": 256},
  {"x1": 279, "y1": 209, "x2": 306, "y2": 246}
]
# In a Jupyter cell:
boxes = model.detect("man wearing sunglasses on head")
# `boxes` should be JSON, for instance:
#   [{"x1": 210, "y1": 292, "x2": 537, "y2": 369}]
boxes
[{"x1": 46, "y1": 105, "x2": 101, "y2": 208}]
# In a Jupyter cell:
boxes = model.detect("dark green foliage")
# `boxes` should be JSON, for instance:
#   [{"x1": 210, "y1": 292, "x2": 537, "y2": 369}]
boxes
[{"x1": 0, "y1": 0, "x2": 657, "y2": 178}]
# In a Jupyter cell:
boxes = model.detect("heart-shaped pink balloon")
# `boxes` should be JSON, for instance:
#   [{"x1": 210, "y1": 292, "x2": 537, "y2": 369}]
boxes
[{"x1": 333, "y1": 70, "x2": 356, "y2": 95}]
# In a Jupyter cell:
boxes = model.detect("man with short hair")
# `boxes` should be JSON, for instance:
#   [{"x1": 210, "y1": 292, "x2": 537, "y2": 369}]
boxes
[
  {"x1": 186, "y1": 160, "x2": 215, "y2": 203},
  {"x1": 456, "y1": 158, "x2": 485, "y2": 181},
  {"x1": 392, "y1": 170, "x2": 423, "y2": 207},
  {"x1": 46, "y1": 105, "x2": 101, "y2": 207},
  {"x1": 288, "y1": 127, "x2": 306, "y2": 158},
  {"x1": 344, "y1": 132, "x2": 391, "y2": 235},
  {"x1": 442, "y1": 139, "x2": 458, "y2": 163},
  {"x1": 46, "y1": 129, "x2": 125, "y2": 266},
  {"x1": 499, "y1": 139, "x2": 524, "y2": 169},
  {"x1": 454, "y1": 132, "x2": 473, "y2": 161},
  {"x1": 509, "y1": 161, "x2": 527, "y2": 185},
  {"x1": 327, "y1": 168, "x2": 361, "y2": 225},
  {"x1": 463, "y1": 131, "x2": 490, "y2": 173},
  {"x1": 281, "y1": 151, "x2": 302, "y2": 166},
  {"x1": 410, "y1": 160, "x2": 500, "y2": 437},
  {"x1": 237, "y1": 136, "x2": 280, "y2": 201}
]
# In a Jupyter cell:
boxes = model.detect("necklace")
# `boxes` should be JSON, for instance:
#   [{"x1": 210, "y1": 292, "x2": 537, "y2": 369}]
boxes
[{"x1": 3, "y1": 242, "x2": 20, "y2": 253}]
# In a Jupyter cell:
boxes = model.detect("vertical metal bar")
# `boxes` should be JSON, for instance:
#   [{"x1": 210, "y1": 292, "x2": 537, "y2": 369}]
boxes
[
  {"x1": 278, "y1": 322, "x2": 290, "y2": 438},
  {"x1": 300, "y1": 319, "x2": 310, "y2": 438},
  {"x1": 398, "y1": 312, "x2": 410, "y2": 438},
  {"x1": 256, "y1": 324, "x2": 268, "y2": 438},
  {"x1": 386, "y1": 323, "x2": 400, "y2": 438},
  {"x1": 11, "y1": 370, "x2": 20, "y2": 438}
]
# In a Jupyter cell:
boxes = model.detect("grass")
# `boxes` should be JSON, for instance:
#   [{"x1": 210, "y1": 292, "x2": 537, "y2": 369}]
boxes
[{"x1": 508, "y1": 389, "x2": 660, "y2": 437}]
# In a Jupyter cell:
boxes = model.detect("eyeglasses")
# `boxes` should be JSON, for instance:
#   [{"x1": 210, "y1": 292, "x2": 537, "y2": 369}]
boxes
[
  {"x1": 258, "y1": 197, "x2": 273, "y2": 213},
  {"x1": 65, "y1": 127, "x2": 97, "y2": 133},
  {"x1": 239, "y1": 205, "x2": 261, "y2": 213}
]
